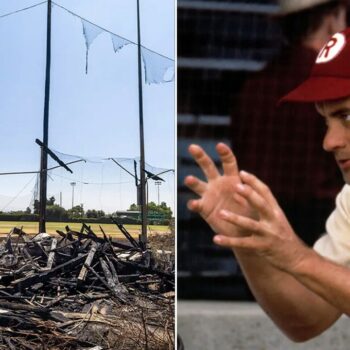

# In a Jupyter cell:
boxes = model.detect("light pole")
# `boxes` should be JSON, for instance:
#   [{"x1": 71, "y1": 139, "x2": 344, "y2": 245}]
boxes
[
  {"x1": 155, "y1": 180, "x2": 162, "y2": 205},
  {"x1": 70, "y1": 182, "x2": 76, "y2": 209}
]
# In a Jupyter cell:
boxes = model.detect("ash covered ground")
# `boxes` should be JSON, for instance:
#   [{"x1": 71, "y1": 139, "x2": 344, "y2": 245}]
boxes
[{"x1": 0, "y1": 225, "x2": 175, "y2": 349}]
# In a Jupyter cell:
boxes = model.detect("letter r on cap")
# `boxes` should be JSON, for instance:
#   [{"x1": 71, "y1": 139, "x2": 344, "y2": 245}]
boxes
[
  {"x1": 319, "y1": 38, "x2": 337, "y2": 59},
  {"x1": 316, "y1": 33, "x2": 346, "y2": 64}
]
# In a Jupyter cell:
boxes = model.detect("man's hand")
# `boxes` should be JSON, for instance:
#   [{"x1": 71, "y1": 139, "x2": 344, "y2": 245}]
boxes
[
  {"x1": 185, "y1": 143, "x2": 253, "y2": 236},
  {"x1": 214, "y1": 170, "x2": 310, "y2": 272},
  {"x1": 185, "y1": 143, "x2": 343, "y2": 337}
]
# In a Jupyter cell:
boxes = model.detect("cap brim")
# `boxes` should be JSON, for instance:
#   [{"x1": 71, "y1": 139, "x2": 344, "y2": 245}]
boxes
[
  {"x1": 273, "y1": 0, "x2": 336, "y2": 17},
  {"x1": 279, "y1": 77, "x2": 350, "y2": 104}
]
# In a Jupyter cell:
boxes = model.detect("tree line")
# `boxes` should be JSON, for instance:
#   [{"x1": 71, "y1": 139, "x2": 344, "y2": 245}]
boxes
[{"x1": 0, "y1": 196, "x2": 173, "y2": 224}]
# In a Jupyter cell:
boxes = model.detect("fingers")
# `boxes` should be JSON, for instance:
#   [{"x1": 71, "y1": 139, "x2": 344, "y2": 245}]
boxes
[
  {"x1": 216, "y1": 143, "x2": 239, "y2": 176},
  {"x1": 213, "y1": 234, "x2": 256, "y2": 250},
  {"x1": 233, "y1": 192, "x2": 248, "y2": 208},
  {"x1": 188, "y1": 144, "x2": 220, "y2": 180},
  {"x1": 240, "y1": 170, "x2": 279, "y2": 208},
  {"x1": 187, "y1": 199, "x2": 203, "y2": 213},
  {"x1": 219, "y1": 209, "x2": 263, "y2": 235},
  {"x1": 184, "y1": 175, "x2": 207, "y2": 196},
  {"x1": 235, "y1": 183, "x2": 272, "y2": 219}
]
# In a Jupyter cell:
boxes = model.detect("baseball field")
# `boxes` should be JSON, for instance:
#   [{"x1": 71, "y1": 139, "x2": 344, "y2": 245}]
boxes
[{"x1": 0, "y1": 221, "x2": 169, "y2": 238}]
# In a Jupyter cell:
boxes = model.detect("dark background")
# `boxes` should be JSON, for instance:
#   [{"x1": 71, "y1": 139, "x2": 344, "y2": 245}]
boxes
[
  {"x1": 177, "y1": 0, "x2": 350, "y2": 300},
  {"x1": 178, "y1": 0, "x2": 282, "y2": 300}
]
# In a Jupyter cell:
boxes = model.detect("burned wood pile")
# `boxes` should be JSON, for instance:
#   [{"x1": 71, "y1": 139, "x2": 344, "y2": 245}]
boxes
[{"x1": 0, "y1": 223, "x2": 175, "y2": 349}]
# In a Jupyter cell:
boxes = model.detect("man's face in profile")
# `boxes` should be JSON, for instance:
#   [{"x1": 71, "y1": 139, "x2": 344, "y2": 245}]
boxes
[{"x1": 317, "y1": 96, "x2": 350, "y2": 184}]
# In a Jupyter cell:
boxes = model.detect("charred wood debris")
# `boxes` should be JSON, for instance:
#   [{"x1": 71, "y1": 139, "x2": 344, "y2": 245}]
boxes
[{"x1": 0, "y1": 221, "x2": 174, "y2": 349}]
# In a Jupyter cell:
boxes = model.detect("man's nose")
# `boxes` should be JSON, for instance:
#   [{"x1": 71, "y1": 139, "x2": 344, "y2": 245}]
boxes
[{"x1": 323, "y1": 122, "x2": 347, "y2": 152}]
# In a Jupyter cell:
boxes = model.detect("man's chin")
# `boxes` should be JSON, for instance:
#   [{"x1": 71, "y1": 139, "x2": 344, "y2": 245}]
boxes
[{"x1": 342, "y1": 172, "x2": 350, "y2": 185}]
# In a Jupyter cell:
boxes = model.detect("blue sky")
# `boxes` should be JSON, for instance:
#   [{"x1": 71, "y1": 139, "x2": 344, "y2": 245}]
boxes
[{"x1": 0, "y1": 0, "x2": 175, "y2": 213}]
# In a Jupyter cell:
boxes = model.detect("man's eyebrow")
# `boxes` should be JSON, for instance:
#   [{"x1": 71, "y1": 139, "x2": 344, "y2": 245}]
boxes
[{"x1": 329, "y1": 108, "x2": 350, "y2": 117}]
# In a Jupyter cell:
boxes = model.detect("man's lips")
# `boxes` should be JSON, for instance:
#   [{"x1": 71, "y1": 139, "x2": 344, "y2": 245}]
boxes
[{"x1": 337, "y1": 158, "x2": 350, "y2": 170}]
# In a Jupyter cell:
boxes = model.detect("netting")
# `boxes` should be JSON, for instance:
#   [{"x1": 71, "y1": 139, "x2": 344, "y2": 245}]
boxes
[
  {"x1": 0, "y1": 0, "x2": 174, "y2": 229},
  {"x1": 42, "y1": 151, "x2": 175, "y2": 215}
]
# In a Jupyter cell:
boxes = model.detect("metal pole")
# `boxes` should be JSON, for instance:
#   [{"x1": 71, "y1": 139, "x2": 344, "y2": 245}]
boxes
[
  {"x1": 39, "y1": 0, "x2": 52, "y2": 233},
  {"x1": 136, "y1": 0, "x2": 147, "y2": 249},
  {"x1": 70, "y1": 182, "x2": 76, "y2": 208},
  {"x1": 134, "y1": 160, "x2": 140, "y2": 205},
  {"x1": 155, "y1": 180, "x2": 161, "y2": 205}
]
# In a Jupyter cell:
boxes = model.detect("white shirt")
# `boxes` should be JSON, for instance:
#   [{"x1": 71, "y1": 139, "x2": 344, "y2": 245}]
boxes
[{"x1": 314, "y1": 185, "x2": 350, "y2": 267}]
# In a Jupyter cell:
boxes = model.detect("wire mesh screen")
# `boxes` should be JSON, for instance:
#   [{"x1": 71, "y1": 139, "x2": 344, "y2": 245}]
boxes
[
  {"x1": 178, "y1": 0, "x2": 346, "y2": 299},
  {"x1": 0, "y1": 0, "x2": 174, "y2": 234},
  {"x1": 44, "y1": 153, "x2": 174, "y2": 217}
]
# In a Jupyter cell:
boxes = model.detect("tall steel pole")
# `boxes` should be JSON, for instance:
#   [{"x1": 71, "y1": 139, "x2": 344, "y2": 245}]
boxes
[
  {"x1": 155, "y1": 180, "x2": 162, "y2": 205},
  {"x1": 136, "y1": 0, "x2": 147, "y2": 249},
  {"x1": 70, "y1": 182, "x2": 76, "y2": 208},
  {"x1": 39, "y1": 0, "x2": 52, "y2": 233}
]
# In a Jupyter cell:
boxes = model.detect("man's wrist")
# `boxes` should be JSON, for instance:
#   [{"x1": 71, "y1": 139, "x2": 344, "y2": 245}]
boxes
[{"x1": 287, "y1": 246, "x2": 319, "y2": 278}]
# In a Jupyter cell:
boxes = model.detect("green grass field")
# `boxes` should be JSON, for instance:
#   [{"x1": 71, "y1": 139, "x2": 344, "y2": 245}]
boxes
[{"x1": 0, "y1": 221, "x2": 169, "y2": 238}]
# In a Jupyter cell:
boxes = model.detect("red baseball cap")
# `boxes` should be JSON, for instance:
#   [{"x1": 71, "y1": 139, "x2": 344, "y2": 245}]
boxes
[{"x1": 280, "y1": 27, "x2": 350, "y2": 103}]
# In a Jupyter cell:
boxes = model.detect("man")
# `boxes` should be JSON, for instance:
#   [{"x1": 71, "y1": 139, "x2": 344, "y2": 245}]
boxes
[
  {"x1": 186, "y1": 27, "x2": 350, "y2": 341},
  {"x1": 232, "y1": 0, "x2": 347, "y2": 245}
]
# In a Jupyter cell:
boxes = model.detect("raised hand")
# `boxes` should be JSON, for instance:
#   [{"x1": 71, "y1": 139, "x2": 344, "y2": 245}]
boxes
[
  {"x1": 185, "y1": 143, "x2": 253, "y2": 236},
  {"x1": 215, "y1": 170, "x2": 309, "y2": 272}
]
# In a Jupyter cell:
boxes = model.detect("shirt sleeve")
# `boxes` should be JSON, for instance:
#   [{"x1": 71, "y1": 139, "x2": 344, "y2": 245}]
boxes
[{"x1": 313, "y1": 185, "x2": 350, "y2": 267}]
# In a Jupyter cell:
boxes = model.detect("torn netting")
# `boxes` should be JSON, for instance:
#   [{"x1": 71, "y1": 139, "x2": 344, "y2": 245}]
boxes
[
  {"x1": 111, "y1": 34, "x2": 131, "y2": 53},
  {"x1": 141, "y1": 47, "x2": 174, "y2": 85},
  {"x1": 81, "y1": 19, "x2": 104, "y2": 74}
]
